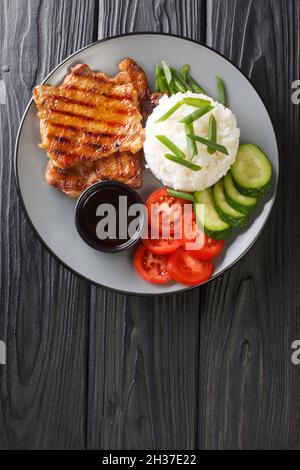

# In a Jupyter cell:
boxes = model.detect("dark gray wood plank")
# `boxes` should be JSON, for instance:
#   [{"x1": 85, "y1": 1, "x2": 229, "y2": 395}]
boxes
[
  {"x1": 98, "y1": 0, "x2": 206, "y2": 41},
  {"x1": 0, "y1": 0, "x2": 96, "y2": 449},
  {"x1": 87, "y1": 0, "x2": 206, "y2": 450},
  {"x1": 88, "y1": 291, "x2": 201, "y2": 449},
  {"x1": 198, "y1": 0, "x2": 300, "y2": 449}
]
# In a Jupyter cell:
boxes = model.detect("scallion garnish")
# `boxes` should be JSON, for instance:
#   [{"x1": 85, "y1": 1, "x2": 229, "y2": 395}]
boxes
[
  {"x1": 182, "y1": 97, "x2": 211, "y2": 107},
  {"x1": 164, "y1": 154, "x2": 201, "y2": 171},
  {"x1": 166, "y1": 188, "x2": 195, "y2": 202},
  {"x1": 157, "y1": 61, "x2": 210, "y2": 97},
  {"x1": 171, "y1": 68, "x2": 192, "y2": 92},
  {"x1": 156, "y1": 135, "x2": 186, "y2": 159},
  {"x1": 216, "y1": 76, "x2": 226, "y2": 106},
  {"x1": 180, "y1": 105, "x2": 213, "y2": 124},
  {"x1": 185, "y1": 123, "x2": 197, "y2": 158},
  {"x1": 181, "y1": 64, "x2": 189, "y2": 81},
  {"x1": 161, "y1": 60, "x2": 173, "y2": 85},
  {"x1": 155, "y1": 65, "x2": 168, "y2": 93},
  {"x1": 208, "y1": 115, "x2": 217, "y2": 155},
  {"x1": 155, "y1": 101, "x2": 184, "y2": 122},
  {"x1": 168, "y1": 81, "x2": 177, "y2": 95},
  {"x1": 187, "y1": 134, "x2": 229, "y2": 155},
  {"x1": 174, "y1": 78, "x2": 186, "y2": 93},
  {"x1": 187, "y1": 73, "x2": 208, "y2": 95},
  {"x1": 159, "y1": 60, "x2": 177, "y2": 94},
  {"x1": 156, "y1": 75, "x2": 168, "y2": 93}
]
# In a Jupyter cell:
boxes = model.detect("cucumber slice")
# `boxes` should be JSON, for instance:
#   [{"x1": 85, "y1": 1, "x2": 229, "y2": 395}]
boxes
[
  {"x1": 224, "y1": 172, "x2": 257, "y2": 214},
  {"x1": 194, "y1": 188, "x2": 231, "y2": 240},
  {"x1": 213, "y1": 179, "x2": 247, "y2": 227},
  {"x1": 231, "y1": 144, "x2": 272, "y2": 197}
]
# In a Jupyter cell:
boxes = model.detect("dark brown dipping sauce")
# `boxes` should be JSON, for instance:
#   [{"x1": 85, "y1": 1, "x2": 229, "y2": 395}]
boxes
[{"x1": 75, "y1": 181, "x2": 145, "y2": 252}]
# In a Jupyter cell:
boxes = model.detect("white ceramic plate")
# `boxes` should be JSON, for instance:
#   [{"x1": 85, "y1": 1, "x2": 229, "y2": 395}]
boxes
[{"x1": 15, "y1": 33, "x2": 279, "y2": 295}]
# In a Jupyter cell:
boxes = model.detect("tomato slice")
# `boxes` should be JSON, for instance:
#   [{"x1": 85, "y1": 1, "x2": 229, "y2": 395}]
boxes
[
  {"x1": 134, "y1": 244, "x2": 171, "y2": 284},
  {"x1": 146, "y1": 188, "x2": 189, "y2": 236},
  {"x1": 183, "y1": 219, "x2": 224, "y2": 260},
  {"x1": 143, "y1": 235, "x2": 182, "y2": 255},
  {"x1": 191, "y1": 235, "x2": 224, "y2": 260},
  {"x1": 183, "y1": 217, "x2": 205, "y2": 250},
  {"x1": 167, "y1": 247, "x2": 213, "y2": 286}
]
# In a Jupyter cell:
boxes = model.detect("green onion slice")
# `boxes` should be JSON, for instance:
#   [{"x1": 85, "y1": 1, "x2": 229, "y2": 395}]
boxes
[
  {"x1": 191, "y1": 82, "x2": 206, "y2": 95},
  {"x1": 180, "y1": 105, "x2": 213, "y2": 124},
  {"x1": 171, "y1": 68, "x2": 192, "y2": 92},
  {"x1": 208, "y1": 115, "x2": 217, "y2": 155},
  {"x1": 161, "y1": 60, "x2": 173, "y2": 84},
  {"x1": 168, "y1": 80, "x2": 177, "y2": 95},
  {"x1": 182, "y1": 97, "x2": 211, "y2": 107},
  {"x1": 187, "y1": 134, "x2": 229, "y2": 155},
  {"x1": 164, "y1": 154, "x2": 202, "y2": 171},
  {"x1": 155, "y1": 65, "x2": 163, "y2": 78},
  {"x1": 174, "y1": 78, "x2": 186, "y2": 93},
  {"x1": 156, "y1": 135, "x2": 186, "y2": 159},
  {"x1": 155, "y1": 75, "x2": 162, "y2": 92},
  {"x1": 166, "y1": 188, "x2": 195, "y2": 202},
  {"x1": 181, "y1": 64, "x2": 190, "y2": 81},
  {"x1": 185, "y1": 123, "x2": 197, "y2": 158},
  {"x1": 216, "y1": 76, "x2": 226, "y2": 106},
  {"x1": 156, "y1": 75, "x2": 168, "y2": 93},
  {"x1": 155, "y1": 101, "x2": 184, "y2": 122},
  {"x1": 155, "y1": 65, "x2": 166, "y2": 92},
  {"x1": 187, "y1": 74, "x2": 208, "y2": 95}
]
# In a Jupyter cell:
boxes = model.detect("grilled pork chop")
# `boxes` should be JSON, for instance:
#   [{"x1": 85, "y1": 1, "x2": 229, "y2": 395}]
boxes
[
  {"x1": 45, "y1": 151, "x2": 142, "y2": 198},
  {"x1": 33, "y1": 59, "x2": 150, "y2": 169}
]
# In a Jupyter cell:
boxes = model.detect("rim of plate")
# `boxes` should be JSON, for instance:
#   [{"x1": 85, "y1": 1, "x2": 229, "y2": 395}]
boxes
[{"x1": 14, "y1": 32, "x2": 279, "y2": 297}]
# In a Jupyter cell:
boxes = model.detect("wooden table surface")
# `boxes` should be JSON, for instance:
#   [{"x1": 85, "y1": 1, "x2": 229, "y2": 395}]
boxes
[{"x1": 0, "y1": 0, "x2": 299, "y2": 450}]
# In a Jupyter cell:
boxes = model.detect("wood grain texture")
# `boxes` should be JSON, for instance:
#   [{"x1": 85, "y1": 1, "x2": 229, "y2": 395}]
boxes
[
  {"x1": 86, "y1": 0, "x2": 206, "y2": 450},
  {"x1": 87, "y1": 291, "x2": 200, "y2": 449},
  {"x1": 1, "y1": 0, "x2": 299, "y2": 451},
  {"x1": 0, "y1": 0, "x2": 96, "y2": 449},
  {"x1": 98, "y1": 0, "x2": 205, "y2": 41},
  {"x1": 197, "y1": 0, "x2": 300, "y2": 449}
]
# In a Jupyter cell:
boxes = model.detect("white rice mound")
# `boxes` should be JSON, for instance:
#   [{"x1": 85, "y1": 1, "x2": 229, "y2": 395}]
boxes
[{"x1": 144, "y1": 91, "x2": 240, "y2": 192}]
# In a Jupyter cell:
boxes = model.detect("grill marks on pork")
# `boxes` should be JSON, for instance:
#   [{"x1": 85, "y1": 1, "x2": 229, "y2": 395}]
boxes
[
  {"x1": 45, "y1": 152, "x2": 142, "y2": 198},
  {"x1": 33, "y1": 59, "x2": 148, "y2": 168},
  {"x1": 39, "y1": 116, "x2": 143, "y2": 168},
  {"x1": 33, "y1": 58, "x2": 156, "y2": 196}
]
